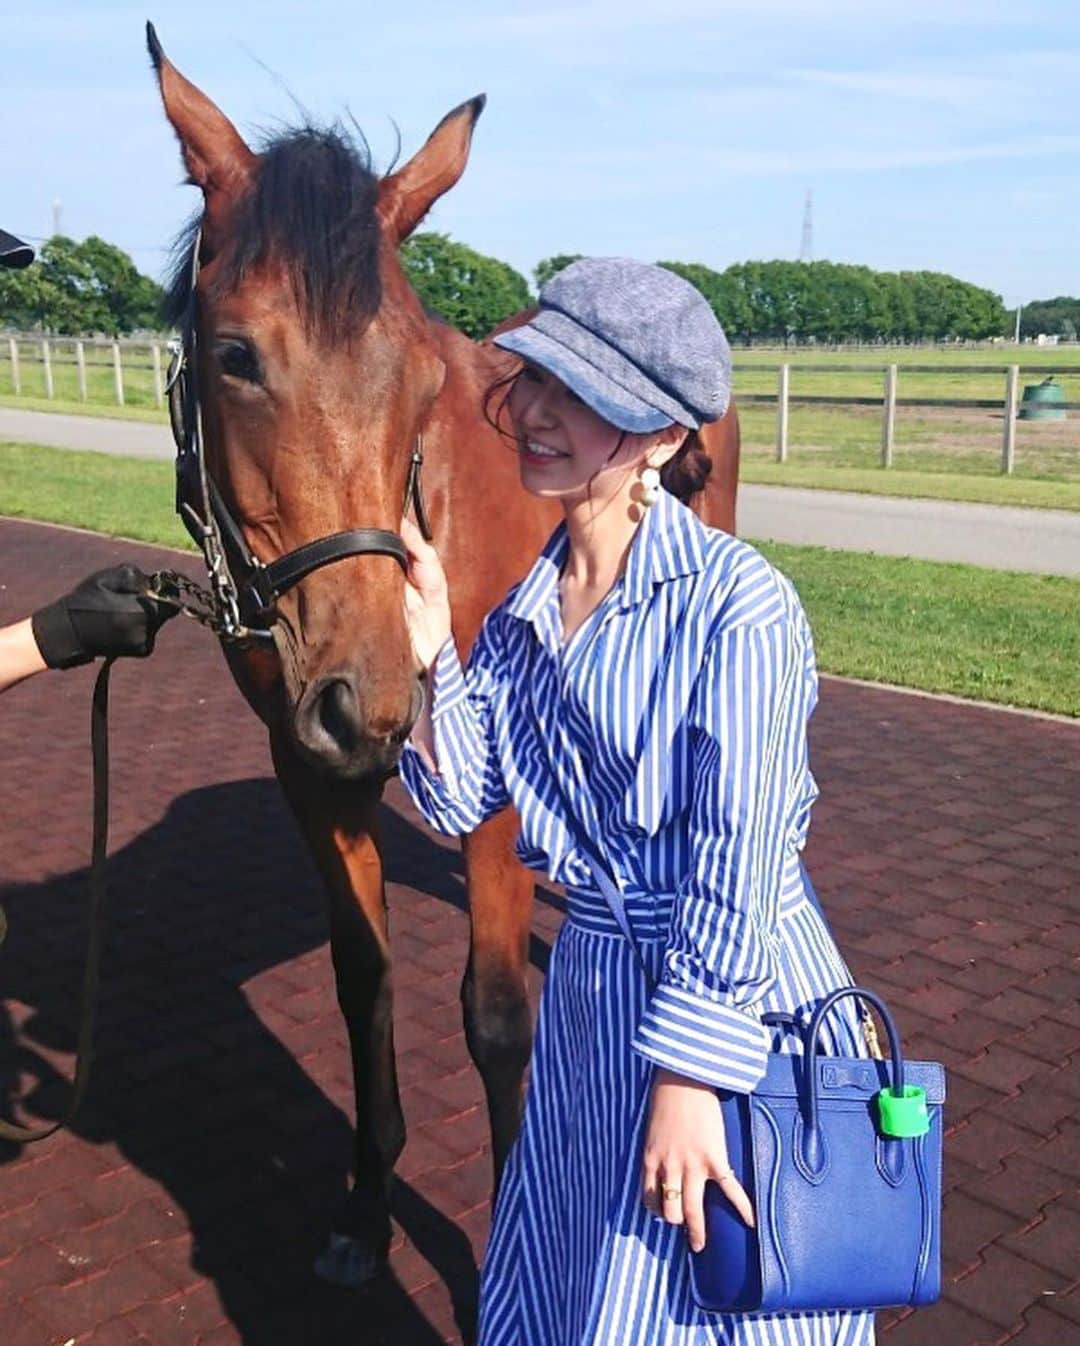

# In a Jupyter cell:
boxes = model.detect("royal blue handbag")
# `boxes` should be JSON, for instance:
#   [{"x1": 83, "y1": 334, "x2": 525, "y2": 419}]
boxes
[
  {"x1": 562, "y1": 808, "x2": 945, "y2": 1316},
  {"x1": 690, "y1": 985, "x2": 944, "y2": 1314}
]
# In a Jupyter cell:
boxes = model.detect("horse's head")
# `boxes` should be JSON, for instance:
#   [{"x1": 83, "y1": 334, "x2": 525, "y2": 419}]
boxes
[{"x1": 148, "y1": 25, "x2": 483, "y2": 781}]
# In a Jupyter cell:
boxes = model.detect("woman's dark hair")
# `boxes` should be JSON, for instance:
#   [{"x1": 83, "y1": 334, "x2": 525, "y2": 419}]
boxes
[
  {"x1": 661, "y1": 432, "x2": 713, "y2": 503},
  {"x1": 482, "y1": 367, "x2": 713, "y2": 504}
]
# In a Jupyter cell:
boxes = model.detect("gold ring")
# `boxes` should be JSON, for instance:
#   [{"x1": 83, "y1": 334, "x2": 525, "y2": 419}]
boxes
[{"x1": 662, "y1": 1185, "x2": 683, "y2": 1201}]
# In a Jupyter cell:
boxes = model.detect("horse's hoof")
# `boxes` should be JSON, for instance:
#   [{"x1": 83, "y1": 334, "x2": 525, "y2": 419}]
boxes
[{"x1": 313, "y1": 1232, "x2": 385, "y2": 1288}]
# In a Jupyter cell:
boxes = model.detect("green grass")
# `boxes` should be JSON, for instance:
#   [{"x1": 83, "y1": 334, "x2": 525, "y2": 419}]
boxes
[
  {"x1": 733, "y1": 342, "x2": 1080, "y2": 401},
  {"x1": 1, "y1": 440, "x2": 1076, "y2": 718},
  {"x1": 755, "y1": 539, "x2": 1079, "y2": 718},
  {"x1": 0, "y1": 441, "x2": 191, "y2": 550},
  {"x1": 740, "y1": 460, "x2": 1080, "y2": 511},
  {"x1": 0, "y1": 337, "x2": 168, "y2": 410},
  {"x1": 734, "y1": 344, "x2": 1080, "y2": 495}
]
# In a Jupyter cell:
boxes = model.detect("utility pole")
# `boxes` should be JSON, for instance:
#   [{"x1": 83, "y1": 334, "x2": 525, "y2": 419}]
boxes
[
  {"x1": 52, "y1": 198, "x2": 63, "y2": 238},
  {"x1": 799, "y1": 189, "x2": 814, "y2": 262},
  {"x1": 1013, "y1": 302, "x2": 1023, "y2": 344}
]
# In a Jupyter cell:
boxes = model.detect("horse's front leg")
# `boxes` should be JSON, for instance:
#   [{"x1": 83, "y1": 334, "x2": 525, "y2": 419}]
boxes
[
  {"x1": 271, "y1": 732, "x2": 404, "y2": 1288},
  {"x1": 461, "y1": 809, "x2": 536, "y2": 1187}
]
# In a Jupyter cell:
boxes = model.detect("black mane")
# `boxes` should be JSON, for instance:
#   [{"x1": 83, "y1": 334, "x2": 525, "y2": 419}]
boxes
[{"x1": 163, "y1": 124, "x2": 382, "y2": 336}]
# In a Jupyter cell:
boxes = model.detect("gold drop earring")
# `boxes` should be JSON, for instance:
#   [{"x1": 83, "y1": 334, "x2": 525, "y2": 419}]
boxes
[{"x1": 640, "y1": 463, "x2": 661, "y2": 508}]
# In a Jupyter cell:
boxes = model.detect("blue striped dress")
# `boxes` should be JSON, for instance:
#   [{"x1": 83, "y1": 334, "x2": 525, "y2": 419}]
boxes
[{"x1": 400, "y1": 487, "x2": 874, "y2": 1346}]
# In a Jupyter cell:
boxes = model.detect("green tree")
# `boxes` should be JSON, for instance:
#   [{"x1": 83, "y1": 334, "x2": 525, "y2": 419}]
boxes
[
  {"x1": 0, "y1": 234, "x2": 164, "y2": 334},
  {"x1": 78, "y1": 236, "x2": 163, "y2": 334},
  {"x1": 1015, "y1": 296, "x2": 1080, "y2": 340},
  {"x1": 400, "y1": 232, "x2": 532, "y2": 339},
  {"x1": 533, "y1": 254, "x2": 583, "y2": 291}
]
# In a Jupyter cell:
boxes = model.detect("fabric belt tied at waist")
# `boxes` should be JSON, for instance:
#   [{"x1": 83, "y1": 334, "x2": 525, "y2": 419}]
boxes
[{"x1": 564, "y1": 886, "x2": 676, "y2": 940}]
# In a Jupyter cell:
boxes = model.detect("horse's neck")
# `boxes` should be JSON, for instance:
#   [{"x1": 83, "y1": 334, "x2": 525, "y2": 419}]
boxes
[{"x1": 422, "y1": 322, "x2": 561, "y2": 638}]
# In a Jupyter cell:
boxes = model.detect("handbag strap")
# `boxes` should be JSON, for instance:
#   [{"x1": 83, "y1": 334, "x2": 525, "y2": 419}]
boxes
[{"x1": 545, "y1": 760, "x2": 656, "y2": 990}]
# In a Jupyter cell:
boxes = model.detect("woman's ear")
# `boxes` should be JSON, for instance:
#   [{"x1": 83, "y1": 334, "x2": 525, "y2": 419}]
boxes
[{"x1": 646, "y1": 426, "x2": 690, "y2": 470}]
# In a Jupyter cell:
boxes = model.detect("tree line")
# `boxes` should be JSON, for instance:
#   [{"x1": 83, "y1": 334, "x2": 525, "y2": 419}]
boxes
[
  {"x1": 1, "y1": 228, "x2": 1070, "y2": 348},
  {"x1": 0, "y1": 235, "x2": 163, "y2": 336},
  {"x1": 1012, "y1": 297, "x2": 1080, "y2": 342}
]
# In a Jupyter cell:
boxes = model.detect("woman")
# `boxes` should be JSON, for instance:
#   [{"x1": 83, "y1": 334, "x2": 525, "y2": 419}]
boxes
[{"x1": 399, "y1": 258, "x2": 872, "y2": 1346}]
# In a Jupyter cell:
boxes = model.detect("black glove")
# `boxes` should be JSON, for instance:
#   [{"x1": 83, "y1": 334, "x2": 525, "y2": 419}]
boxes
[{"x1": 30, "y1": 564, "x2": 177, "y2": 670}]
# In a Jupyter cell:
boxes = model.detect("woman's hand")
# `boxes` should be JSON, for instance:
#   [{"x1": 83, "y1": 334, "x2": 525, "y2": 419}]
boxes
[
  {"x1": 642, "y1": 1066, "x2": 755, "y2": 1253},
  {"x1": 400, "y1": 515, "x2": 452, "y2": 671}
]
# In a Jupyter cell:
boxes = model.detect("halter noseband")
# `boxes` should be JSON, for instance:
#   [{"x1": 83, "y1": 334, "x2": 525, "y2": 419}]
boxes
[{"x1": 165, "y1": 228, "x2": 433, "y2": 644}]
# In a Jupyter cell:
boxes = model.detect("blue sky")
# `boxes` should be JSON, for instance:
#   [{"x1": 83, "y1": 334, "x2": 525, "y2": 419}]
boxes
[{"x1": 4, "y1": 2, "x2": 1079, "y2": 306}]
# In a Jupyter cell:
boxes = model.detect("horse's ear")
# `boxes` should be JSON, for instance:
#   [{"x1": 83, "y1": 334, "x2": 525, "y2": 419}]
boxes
[
  {"x1": 377, "y1": 95, "x2": 486, "y2": 244},
  {"x1": 146, "y1": 22, "x2": 255, "y2": 235}
]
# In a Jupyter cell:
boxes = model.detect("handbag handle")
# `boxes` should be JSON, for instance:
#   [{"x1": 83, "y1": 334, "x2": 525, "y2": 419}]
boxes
[
  {"x1": 800, "y1": 987, "x2": 918, "y2": 1171},
  {"x1": 806, "y1": 986, "x2": 905, "y2": 1103}
]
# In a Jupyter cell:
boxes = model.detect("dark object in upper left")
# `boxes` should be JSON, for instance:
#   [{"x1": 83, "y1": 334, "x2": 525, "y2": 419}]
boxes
[{"x1": 0, "y1": 228, "x2": 34, "y2": 269}]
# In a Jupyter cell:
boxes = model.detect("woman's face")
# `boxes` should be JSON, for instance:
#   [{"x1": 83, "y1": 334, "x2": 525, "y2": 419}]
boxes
[{"x1": 507, "y1": 360, "x2": 651, "y2": 502}]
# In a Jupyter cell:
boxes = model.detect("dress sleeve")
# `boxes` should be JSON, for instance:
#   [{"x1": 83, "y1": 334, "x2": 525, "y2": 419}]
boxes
[
  {"x1": 398, "y1": 607, "x2": 512, "y2": 836},
  {"x1": 631, "y1": 609, "x2": 813, "y2": 1093}
]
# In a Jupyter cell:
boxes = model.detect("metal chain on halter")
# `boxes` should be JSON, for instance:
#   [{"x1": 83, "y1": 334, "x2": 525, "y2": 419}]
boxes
[{"x1": 143, "y1": 570, "x2": 240, "y2": 639}]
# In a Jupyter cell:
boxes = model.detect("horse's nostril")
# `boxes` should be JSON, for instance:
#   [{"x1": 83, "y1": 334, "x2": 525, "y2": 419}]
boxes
[{"x1": 317, "y1": 679, "x2": 362, "y2": 754}]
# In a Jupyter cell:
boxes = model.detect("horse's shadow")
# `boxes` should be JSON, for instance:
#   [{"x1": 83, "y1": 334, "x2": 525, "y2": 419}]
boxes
[{"x1": 0, "y1": 778, "x2": 554, "y2": 1345}]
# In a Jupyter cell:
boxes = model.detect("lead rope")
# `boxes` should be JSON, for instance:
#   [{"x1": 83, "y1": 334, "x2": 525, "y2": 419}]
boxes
[{"x1": 0, "y1": 660, "x2": 114, "y2": 1143}]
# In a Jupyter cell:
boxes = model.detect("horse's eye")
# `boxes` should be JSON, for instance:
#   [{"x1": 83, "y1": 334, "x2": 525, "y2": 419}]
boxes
[{"x1": 216, "y1": 339, "x2": 262, "y2": 384}]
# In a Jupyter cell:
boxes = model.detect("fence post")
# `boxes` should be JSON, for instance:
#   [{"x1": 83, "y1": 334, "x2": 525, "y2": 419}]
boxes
[
  {"x1": 1001, "y1": 364, "x2": 1019, "y2": 475},
  {"x1": 42, "y1": 339, "x2": 54, "y2": 400},
  {"x1": 112, "y1": 340, "x2": 125, "y2": 406},
  {"x1": 151, "y1": 343, "x2": 164, "y2": 408},
  {"x1": 76, "y1": 340, "x2": 87, "y2": 401},
  {"x1": 8, "y1": 337, "x2": 19, "y2": 395},
  {"x1": 776, "y1": 363, "x2": 790, "y2": 463},
  {"x1": 881, "y1": 364, "x2": 898, "y2": 468}
]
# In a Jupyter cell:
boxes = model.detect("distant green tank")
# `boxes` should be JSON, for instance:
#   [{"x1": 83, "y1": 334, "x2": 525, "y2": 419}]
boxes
[{"x1": 1018, "y1": 376, "x2": 1067, "y2": 421}]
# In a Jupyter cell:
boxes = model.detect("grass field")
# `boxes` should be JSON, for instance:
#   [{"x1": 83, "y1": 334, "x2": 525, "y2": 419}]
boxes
[
  {"x1": 0, "y1": 337, "x2": 167, "y2": 411},
  {"x1": 1, "y1": 440, "x2": 1076, "y2": 717},
  {"x1": 733, "y1": 344, "x2": 1080, "y2": 495}
]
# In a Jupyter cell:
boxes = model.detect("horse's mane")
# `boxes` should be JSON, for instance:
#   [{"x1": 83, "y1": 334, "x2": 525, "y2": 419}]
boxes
[{"x1": 163, "y1": 124, "x2": 382, "y2": 337}]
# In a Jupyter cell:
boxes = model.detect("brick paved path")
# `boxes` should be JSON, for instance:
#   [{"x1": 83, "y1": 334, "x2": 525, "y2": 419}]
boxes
[{"x1": 0, "y1": 517, "x2": 1076, "y2": 1346}]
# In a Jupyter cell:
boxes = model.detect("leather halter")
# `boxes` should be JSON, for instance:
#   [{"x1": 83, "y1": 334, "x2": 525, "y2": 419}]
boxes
[{"x1": 166, "y1": 228, "x2": 433, "y2": 644}]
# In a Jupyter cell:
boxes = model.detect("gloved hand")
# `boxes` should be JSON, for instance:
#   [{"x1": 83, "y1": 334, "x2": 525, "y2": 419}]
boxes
[{"x1": 30, "y1": 564, "x2": 177, "y2": 670}]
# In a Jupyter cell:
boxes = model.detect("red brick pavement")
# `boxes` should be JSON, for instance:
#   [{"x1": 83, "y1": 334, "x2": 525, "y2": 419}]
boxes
[{"x1": 0, "y1": 516, "x2": 1077, "y2": 1345}]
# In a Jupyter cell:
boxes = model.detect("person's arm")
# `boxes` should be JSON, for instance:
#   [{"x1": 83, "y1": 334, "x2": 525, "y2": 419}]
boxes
[
  {"x1": 636, "y1": 604, "x2": 815, "y2": 1250},
  {"x1": 0, "y1": 617, "x2": 48, "y2": 694},
  {"x1": 400, "y1": 615, "x2": 513, "y2": 836},
  {"x1": 633, "y1": 610, "x2": 811, "y2": 1091},
  {"x1": 399, "y1": 518, "x2": 511, "y2": 836},
  {"x1": 0, "y1": 564, "x2": 177, "y2": 697}
]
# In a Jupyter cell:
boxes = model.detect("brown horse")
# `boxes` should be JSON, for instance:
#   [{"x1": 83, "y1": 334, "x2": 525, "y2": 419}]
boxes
[{"x1": 148, "y1": 26, "x2": 740, "y2": 1286}]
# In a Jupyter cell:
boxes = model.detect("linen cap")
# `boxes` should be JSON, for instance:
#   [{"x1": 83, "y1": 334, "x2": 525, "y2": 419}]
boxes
[
  {"x1": 0, "y1": 229, "x2": 34, "y2": 269},
  {"x1": 493, "y1": 257, "x2": 731, "y2": 433}
]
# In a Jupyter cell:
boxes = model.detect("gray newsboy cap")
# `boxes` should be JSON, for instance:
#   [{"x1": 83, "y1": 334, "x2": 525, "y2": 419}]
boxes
[{"x1": 493, "y1": 257, "x2": 731, "y2": 433}]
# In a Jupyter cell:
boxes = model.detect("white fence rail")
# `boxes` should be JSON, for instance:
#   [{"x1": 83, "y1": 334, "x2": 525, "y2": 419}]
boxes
[
  {"x1": 1, "y1": 338, "x2": 1075, "y2": 476},
  {"x1": 744, "y1": 362, "x2": 1076, "y2": 475},
  {"x1": 2, "y1": 334, "x2": 169, "y2": 410}
]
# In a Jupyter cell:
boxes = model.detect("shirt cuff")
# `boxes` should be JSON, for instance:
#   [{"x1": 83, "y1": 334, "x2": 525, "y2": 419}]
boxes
[{"x1": 631, "y1": 981, "x2": 772, "y2": 1093}]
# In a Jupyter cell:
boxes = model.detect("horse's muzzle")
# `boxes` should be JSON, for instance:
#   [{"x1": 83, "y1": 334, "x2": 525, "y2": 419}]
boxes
[{"x1": 293, "y1": 671, "x2": 423, "y2": 780}]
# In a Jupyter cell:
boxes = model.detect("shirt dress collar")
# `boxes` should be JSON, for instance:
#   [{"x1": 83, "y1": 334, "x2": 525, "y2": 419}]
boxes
[{"x1": 505, "y1": 486, "x2": 709, "y2": 641}]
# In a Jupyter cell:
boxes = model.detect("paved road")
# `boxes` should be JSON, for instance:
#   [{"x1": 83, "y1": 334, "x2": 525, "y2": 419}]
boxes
[
  {"x1": 739, "y1": 485, "x2": 1080, "y2": 579},
  {"x1": 0, "y1": 406, "x2": 174, "y2": 459},
  {"x1": 1, "y1": 516, "x2": 1077, "y2": 1345},
  {"x1": 3, "y1": 407, "x2": 1077, "y2": 578}
]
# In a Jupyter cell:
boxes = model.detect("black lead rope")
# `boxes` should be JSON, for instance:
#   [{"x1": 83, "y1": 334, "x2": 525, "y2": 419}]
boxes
[{"x1": 0, "y1": 660, "x2": 114, "y2": 1143}]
